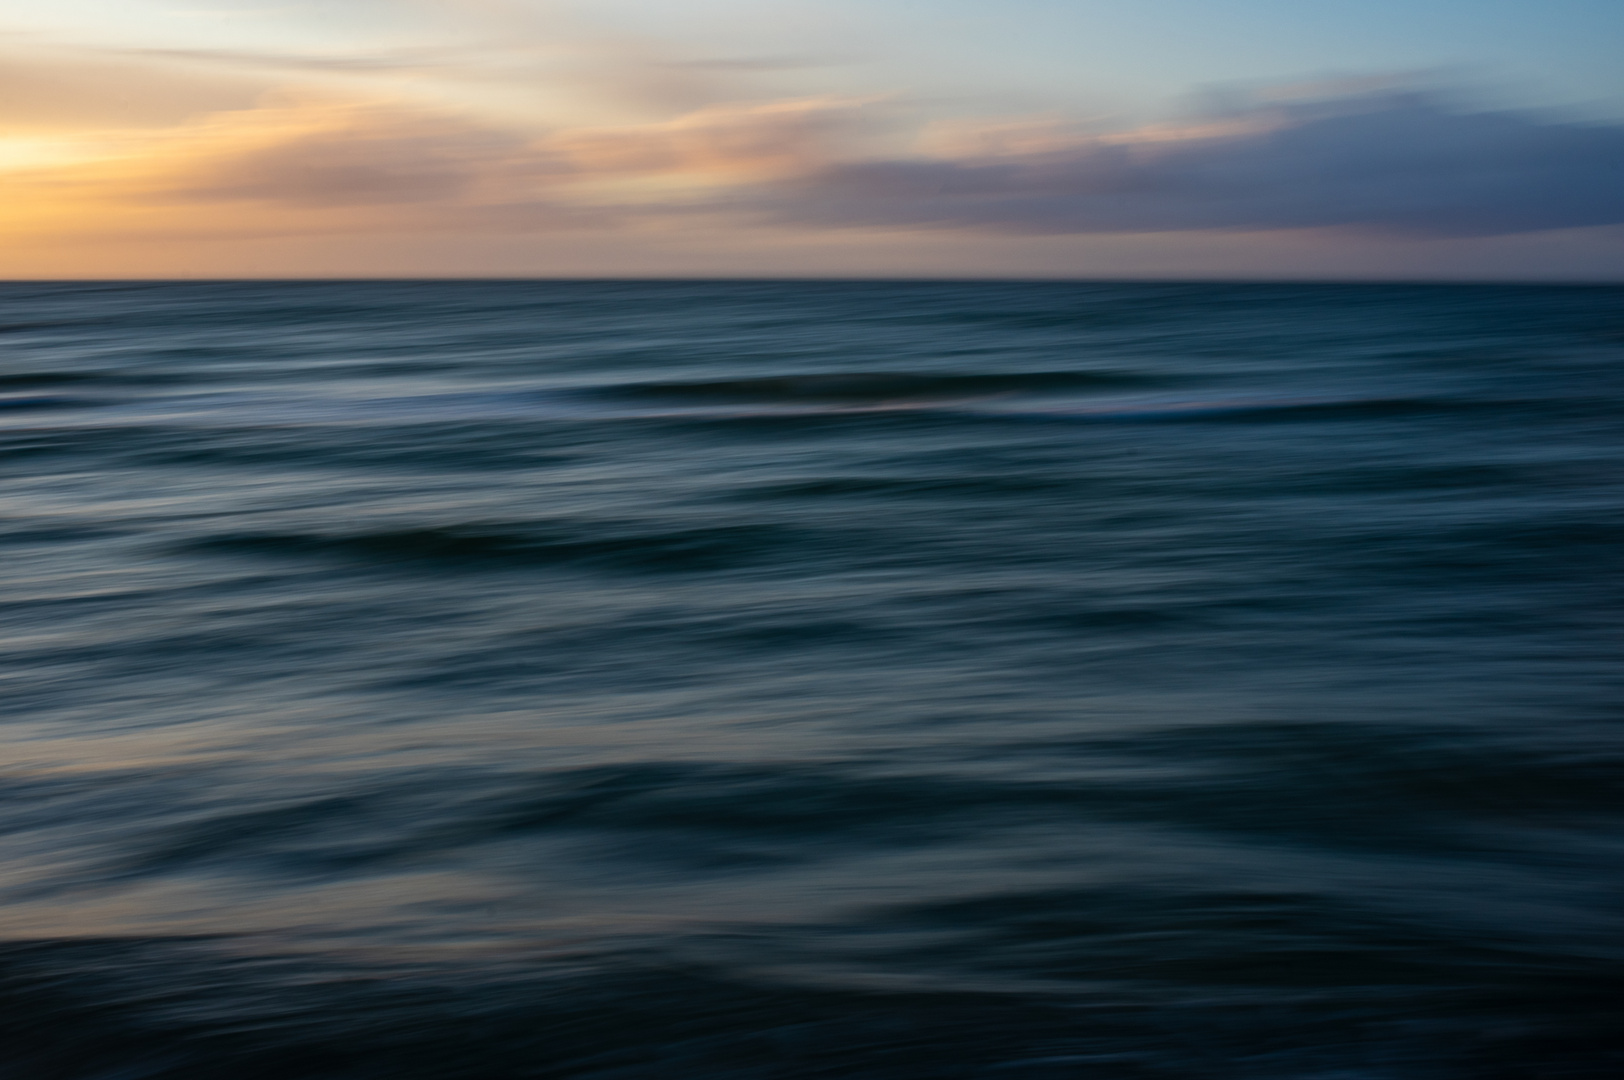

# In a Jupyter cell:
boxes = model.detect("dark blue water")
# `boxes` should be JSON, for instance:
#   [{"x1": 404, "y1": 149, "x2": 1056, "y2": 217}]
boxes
[{"x1": 2, "y1": 280, "x2": 1621, "y2": 1079}]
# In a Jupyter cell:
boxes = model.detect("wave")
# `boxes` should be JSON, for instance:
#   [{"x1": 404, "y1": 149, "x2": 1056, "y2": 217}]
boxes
[
  {"x1": 726, "y1": 474, "x2": 1076, "y2": 500},
  {"x1": 14, "y1": 934, "x2": 1609, "y2": 1080},
  {"x1": 0, "y1": 394, "x2": 102, "y2": 412},
  {"x1": 177, "y1": 522, "x2": 790, "y2": 572},
  {"x1": 0, "y1": 369, "x2": 193, "y2": 390},
  {"x1": 0, "y1": 376, "x2": 1513, "y2": 432},
  {"x1": 0, "y1": 321, "x2": 79, "y2": 334},
  {"x1": 961, "y1": 394, "x2": 1497, "y2": 421},
  {"x1": 583, "y1": 370, "x2": 1156, "y2": 406},
  {"x1": 0, "y1": 373, "x2": 106, "y2": 390},
  {"x1": 88, "y1": 731, "x2": 1624, "y2": 884}
]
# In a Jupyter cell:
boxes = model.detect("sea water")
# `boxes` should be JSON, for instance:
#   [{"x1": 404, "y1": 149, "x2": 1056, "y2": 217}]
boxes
[{"x1": 1, "y1": 280, "x2": 1621, "y2": 1078}]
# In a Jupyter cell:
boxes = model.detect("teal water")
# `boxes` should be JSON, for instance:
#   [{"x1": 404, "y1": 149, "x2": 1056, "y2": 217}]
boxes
[{"x1": 2, "y1": 281, "x2": 1622, "y2": 1078}]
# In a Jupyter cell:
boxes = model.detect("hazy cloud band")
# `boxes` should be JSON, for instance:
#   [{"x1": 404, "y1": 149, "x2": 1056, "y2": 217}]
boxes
[{"x1": 754, "y1": 94, "x2": 1624, "y2": 237}]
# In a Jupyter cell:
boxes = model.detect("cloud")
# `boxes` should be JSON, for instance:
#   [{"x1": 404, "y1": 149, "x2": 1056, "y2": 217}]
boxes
[
  {"x1": 122, "y1": 45, "x2": 461, "y2": 74},
  {"x1": 0, "y1": 45, "x2": 270, "y2": 131},
  {"x1": 658, "y1": 55, "x2": 832, "y2": 72},
  {"x1": 0, "y1": 95, "x2": 860, "y2": 239},
  {"x1": 144, "y1": 96, "x2": 861, "y2": 212},
  {"x1": 548, "y1": 97, "x2": 865, "y2": 178},
  {"x1": 171, "y1": 101, "x2": 549, "y2": 206},
  {"x1": 8, "y1": 82, "x2": 1624, "y2": 255},
  {"x1": 750, "y1": 91, "x2": 1624, "y2": 237},
  {"x1": 0, "y1": 99, "x2": 567, "y2": 241}
]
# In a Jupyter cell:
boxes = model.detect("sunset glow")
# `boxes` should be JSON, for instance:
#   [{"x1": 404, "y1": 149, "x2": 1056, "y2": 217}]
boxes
[{"x1": 4, "y1": 0, "x2": 1622, "y2": 278}]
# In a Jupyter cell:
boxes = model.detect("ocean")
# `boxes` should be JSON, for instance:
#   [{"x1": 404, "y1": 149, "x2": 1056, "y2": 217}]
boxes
[{"x1": 1, "y1": 279, "x2": 1620, "y2": 1078}]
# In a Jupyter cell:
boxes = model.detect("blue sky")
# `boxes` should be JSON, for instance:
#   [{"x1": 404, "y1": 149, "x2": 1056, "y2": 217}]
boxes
[
  {"x1": 3, "y1": 0, "x2": 1621, "y2": 278},
  {"x1": 580, "y1": 0, "x2": 1624, "y2": 114}
]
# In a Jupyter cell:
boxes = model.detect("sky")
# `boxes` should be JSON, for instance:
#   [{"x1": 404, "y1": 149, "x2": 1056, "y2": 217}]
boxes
[{"x1": 2, "y1": 0, "x2": 1623, "y2": 279}]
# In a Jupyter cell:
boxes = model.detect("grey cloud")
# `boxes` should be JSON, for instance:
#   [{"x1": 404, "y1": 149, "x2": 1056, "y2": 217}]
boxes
[{"x1": 755, "y1": 93, "x2": 1624, "y2": 237}]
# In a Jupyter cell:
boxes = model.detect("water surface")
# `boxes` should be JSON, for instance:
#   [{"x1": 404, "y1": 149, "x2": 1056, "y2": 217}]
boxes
[{"x1": 2, "y1": 281, "x2": 1621, "y2": 1078}]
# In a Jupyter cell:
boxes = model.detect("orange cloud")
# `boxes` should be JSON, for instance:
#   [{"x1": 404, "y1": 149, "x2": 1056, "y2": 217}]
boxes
[
  {"x1": 0, "y1": 94, "x2": 865, "y2": 242},
  {"x1": 1, "y1": 102, "x2": 550, "y2": 241},
  {"x1": 156, "y1": 95, "x2": 868, "y2": 210},
  {"x1": 550, "y1": 97, "x2": 866, "y2": 178}
]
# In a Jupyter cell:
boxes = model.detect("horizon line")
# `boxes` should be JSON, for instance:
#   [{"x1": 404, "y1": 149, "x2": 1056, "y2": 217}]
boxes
[{"x1": 2, "y1": 276, "x2": 1622, "y2": 287}]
